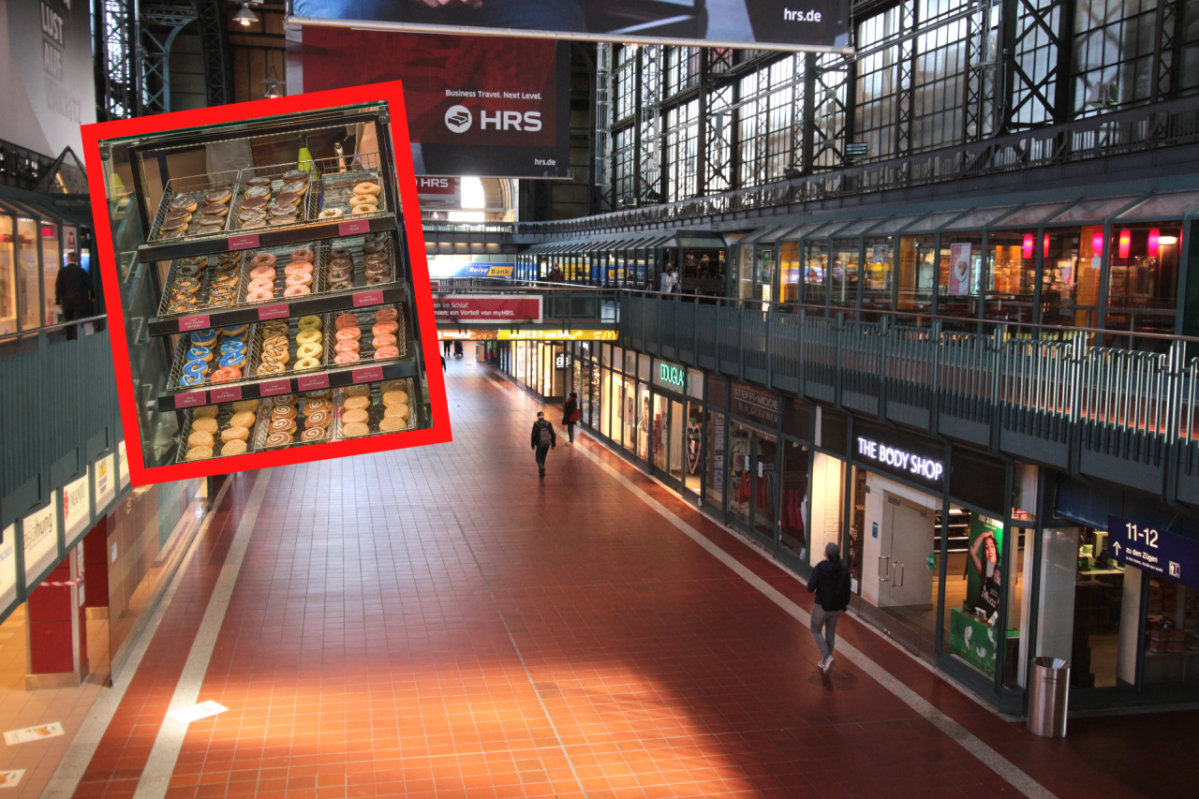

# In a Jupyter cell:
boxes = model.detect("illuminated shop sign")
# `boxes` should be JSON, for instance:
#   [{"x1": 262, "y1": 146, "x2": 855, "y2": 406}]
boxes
[
  {"x1": 731, "y1": 383, "x2": 779, "y2": 427},
  {"x1": 498, "y1": 329, "x2": 618, "y2": 341},
  {"x1": 655, "y1": 360, "x2": 686, "y2": 391},
  {"x1": 856, "y1": 436, "x2": 945, "y2": 485}
]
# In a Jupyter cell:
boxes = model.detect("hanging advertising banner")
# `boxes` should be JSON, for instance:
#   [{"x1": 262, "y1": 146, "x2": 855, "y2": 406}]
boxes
[
  {"x1": 287, "y1": 0, "x2": 852, "y2": 53},
  {"x1": 62, "y1": 473, "x2": 90, "y2": 546},
  {"x1": 93, "y1": 453, "x2": 116, "y2": 514},
  {"x1": 497, "y1": 329, "x2": 618, "y2": 341},
  {"x1": 435, "y1": 295, "x2": 543, "y2": 323},
  {"x1": 295, "y1": 29, "x2": 571, "y2": 178},
  {"x1": 948, "y1": 242, "x2": 972, "y2": 295},
  {"x1": 22, "y1": 495, "x2": 58, "y2": 584},
  {"x1": 118, "y1": 440, "x2": 130, "y2": 488},
  {"x1": 416, "y1": 177, "x2": 461, "y2": 207},
  {"x1": 0, "y1": 524, "x2": 15, "y2": 612}
]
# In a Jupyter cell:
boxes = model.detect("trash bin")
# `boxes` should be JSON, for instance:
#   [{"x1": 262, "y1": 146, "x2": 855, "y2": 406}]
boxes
[{"x1": 1027, "y1": 657, "x2": 1070, "y2": 738}]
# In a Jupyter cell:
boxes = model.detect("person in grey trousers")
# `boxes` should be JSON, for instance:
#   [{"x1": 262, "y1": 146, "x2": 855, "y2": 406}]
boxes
[{"x1": 806, "y1": 542, "x2": 852, "y2": 672}]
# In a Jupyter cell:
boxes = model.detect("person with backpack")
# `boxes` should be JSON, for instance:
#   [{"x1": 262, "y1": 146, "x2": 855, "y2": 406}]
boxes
[
  {"x1": 806, "y1": 542, "x2": 851, "y2": 672},
  {"x1": 562, "y1": 391, "x2": 580, "y2": 445},
  {"x1": 530, "y1": 411, "x2": 556, "y2": 478}
]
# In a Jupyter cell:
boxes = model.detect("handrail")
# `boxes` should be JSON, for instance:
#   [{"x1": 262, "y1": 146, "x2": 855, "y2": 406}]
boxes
[{"x1": 0, "y1": 313, "x2": 108, "y2": 345}]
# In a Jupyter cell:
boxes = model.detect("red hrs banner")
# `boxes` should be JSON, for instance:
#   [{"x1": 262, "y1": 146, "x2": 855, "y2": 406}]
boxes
[
  {"x1": 434, "y1": 295, "x2": 543, "y2": 323},
  {"x1": 298, "y1": 29, "x2": 571, "y2": 179}
]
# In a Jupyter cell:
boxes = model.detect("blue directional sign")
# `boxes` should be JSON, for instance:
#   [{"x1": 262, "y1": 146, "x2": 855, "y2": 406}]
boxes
[{"x1": 1107, "y1": 515, "x2": 1199, "y2": 590}]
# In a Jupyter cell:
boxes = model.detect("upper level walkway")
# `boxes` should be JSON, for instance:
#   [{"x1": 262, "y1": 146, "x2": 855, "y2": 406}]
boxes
[{"x1": 39, "y1": 354, "x2": 1191, "y2": 799}]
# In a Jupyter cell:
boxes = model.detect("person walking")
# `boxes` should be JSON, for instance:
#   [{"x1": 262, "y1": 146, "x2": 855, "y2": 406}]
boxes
[
  {"x1": 55, "y1": 253, "x2": 95, "y2": 340},
  {"x1": 530, "y1": 411, "x2": 556, "y2": 478},
  {"x1": 562, "y1": 391, "x2": 580, "y2": 445},
  {"x1": 548, "y1": 264, "x2": 564, "y2": 283},
  {"x1": 659, "y1": 265, "x2": 678, "y2": 295},
  {"x1": 441, "y1": 354, "x2": 446, "y2": 373},
  {"x1": 442, "y1": 339, "x2": 452, "y2": 358},
  {"x1": 806, "y1": 542, "x2": 851, "y2": 672}
]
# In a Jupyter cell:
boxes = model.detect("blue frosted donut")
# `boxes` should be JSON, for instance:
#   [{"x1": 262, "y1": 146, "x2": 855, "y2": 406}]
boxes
[
  {"x1": 187, "y1": 345, "x2": 213, "y2": 362},
  {"x1": 191, "y1": 330, "x2": 218, "y2": 347},
  {"x1": 183, "y1": 359, "x2": 207, "y2": 377},
  {"x1": 219, "y1": 352, "x2": 245, "y2": 368},
  {"x1": 220, "y1": 340, "x2": 246, "y2": 353},
  {"x1": 179, "y1": 372, "x2": 204, "y2": 387},
  {"x1": 219, "y1": 324, "x2": 248, "y2": 337}
]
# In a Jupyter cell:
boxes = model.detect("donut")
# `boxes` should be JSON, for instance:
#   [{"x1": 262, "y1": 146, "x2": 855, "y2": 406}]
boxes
[
  {"x1": 266, "y1": 432, "x2": 293, "y2": 447},
  {"x1": 166, "y1": 209, "x2": 193, "y2": 223},
  {"x1": 353, "y1": 193, "x2": 379, "y2": 206},
  {"x1": 221, "y1": 426, "x2": 250, "y2": 443},
  {"x1": 241, "y1": 218, "x2": 266, "y2": 230},
  {"x1": 220, "y1": 325, "x2": 248, "y2": 337},
  {"x1": 294, "y1": 357, "x2": 321, "y2": 371},
  {"x1": 219, "y1": 352, "x2": 246, "y2": 369},
  {"x1": 245, "y1": 185, "x2": 271, "y2": 199},
  {"x1": 186, "y1": 446, "x2": 213, "y2": 461},
  {"x1": 352, "y1": 205, "x2": 375, "y2": 216},
  {"x1": 220, "y1": 340, "x2": 246, "y2": 353},
  {"x1": 379, "y1": 417, "x2": 408, "y2": 433},
  {"x1": 374, "y1": 308, "x2": 398, "y2": 324},
  {"x1": 175, "y1": 266, "x2": 201, "y2": 281},
  {"x1": 221, "y1": 440, "x2": 248, "y2": 456},
  {"x1": 285, "y1": 264, "x2": 314, "y2": 278},
  {"x1": 372, "y1": 334, "x2": 397, "y2": 348},
  {"x1": 296, "y1": 343, "x2": 323, "y2": 360},
  {"x1": 335, "y1": 341, "x2": 360, "y2": 354},
  {"x1": 330, "y1": 247, "x2": 350, "y2": 258},
  {"x1": 344, "y1": 384, "x2": 371, "y2": 398},
  {"x1": 363, "y1": 240, "x2": 384, "y2": 254},
  {"x1": 192, "y1": 418, "x2": 219, "y2": 434},
  {"x1": 291, "y1": 248, "x2": 315, "y2": 263},
  {"x1": 342, "y1": 409, "x2": 370, "y2": 426},
  {"x1": 301, "y1": 427, "x2": 327, "y2": 442},
  {"x1": 334, "y1": 352, "x2": 360, "y2": 365},
  {"x1": 194, "y1": 405, "x2": 220, "y2": 419},
  {"x1": 250, "y1": 266, "x2": 276, "y2": 281},
  {"x1": 230, "y1": 411, "x2": 257, "y2": 428},
  {"x1": 341, "y1": 422, "x2": 370, "y2": 438},
  {"x1": 160, "y1": 217, "x2": 190, "y2": 231},
  {"x1": 286, "y1": 273, "x2": 313, "y2": 288},
  {"x1": 305, "y1": 410, "x2": 331, "y2": 429},
  {"x1": 199, "y1": 217, "x2": 224, "y2": 230},
  {"x1": 372, "y1": 322, "x2": 399, "y2": 336},
  {"x1": 366, "y1": 275, "x2": 389, "y2": 286},
  {"x1": 183, "y1": 360, "x2": 207, "y2": 377},
  {"x1": 247, "y1": 177, "x2": 272, "y2": 187},
  {"x1": 247, "y1": 278, "x2": 274, "y2": 293},
  {"x1": 257, "y1": 362, "x2": 284, "y2": 376},
  {"x1": 204, "y1": 188, "x2": 232, "y2": 204},
  {"x1": 232, "y1": 400, "x2": 260, "y2": 414},
  {"x1": 251, "y1": 252, "x2": 277, "y2": 268},
  {"x1": 284, "y1": 285, "x2": 311, "y2": 298},
  {"x1": 305, "y1": 389, "x2": 333, "y2": 400},
  {"x1": 297, "y1": 315, "x2": 322, "y2": 330},
  {"x1": 270, "y1": 215, "x2": 298, "y2": 226},
  {"x1": 276, "y1": 191, "x2": 301, "y2": 207},
  {"x1": 353, "y1": 182, "x2": 382, "y2": 196},
  {"x1": 296, "y1": 330, "x2": 322, "y2": 346},
  {"x1": 344, "y1": 396, "x2": 371, "y2": 411},
  {"x1": 283, "y1": 169, "x2": 308, "y2": 182},
  {"x1": 202, "y1": 204, "x2": 229, "y2": 216},
  {"x1": 188, "y1": 431, "x2": 215, "y2": 448},
  {"x1": 271, "y1": 404, "x2": 298, "y2": 420},
  {"x1": 175, "y1": 277, "x2": 200, "y2": 293},
  {"x1": 383, "y1": 404, "x2": 410, "y2": 420},
  {"x1": 282, "y1": 181, "x2": 307, "y2": 195},
  {"x1": 304, "y1": 399, "x2": 331, "y2": 414},
  {"x1": 335, "y1": 314, "x2": 359, "y2": 329},
  {"x1": 187, "y1": 346, "x2": 213, "y2": 362},
  {"x1": 272, "y1": 394, "x2": 297, "y2": 406},
  {"x1": 211, "y1": 366, "x2": 242, "y2": 382},
  {"x1": 160, "y1": 228, "x2": 186, "y2": 240},
  {"x1": 269, "y1": 418, "x2": 297, "y2": 434},
  {"x1": 374, "y1": 346, "x2": 400, "y2": 360},
  {"x1": 317, "y1": 208, "x2": 344, "y2": 220},
  {"x1": 380, "y1": 381, "x2": 407, "y2": 393},
  {"x1": 170, "y1": 196, "x2": 198, "y2": 211},
  {"x1": 336, "y1": 327, "x2": 361, "y2": 342}
]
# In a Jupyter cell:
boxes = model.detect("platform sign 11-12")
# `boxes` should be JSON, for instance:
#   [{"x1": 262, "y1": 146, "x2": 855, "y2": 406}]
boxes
[{"x1": 1107, "y1": 515, "x2": 1199, "y2": 590}]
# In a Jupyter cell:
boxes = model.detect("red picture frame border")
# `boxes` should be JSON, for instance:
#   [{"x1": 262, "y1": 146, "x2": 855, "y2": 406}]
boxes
[{"x1": 81, "y1": 80, "x2": 453, "y2": 486}]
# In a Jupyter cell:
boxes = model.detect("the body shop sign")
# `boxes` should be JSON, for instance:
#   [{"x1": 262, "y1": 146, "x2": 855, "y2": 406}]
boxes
[
  {"x1": 856, "y1": 436, "x2": 945, "y2": 486},
  {"x1": 62, "y1": 473, "x2": 90, "y2": 545},
  {"x1": 22, "y1": 494, "x2": 58, "y2": 584}
]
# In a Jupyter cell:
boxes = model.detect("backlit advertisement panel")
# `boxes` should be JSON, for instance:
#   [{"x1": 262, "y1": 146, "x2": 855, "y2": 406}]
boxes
[
  {"x1": 289, "y1": 0, "x2": 851, "y2": 53},
  {"x1": 296, "y1": 29, "x2": 570, "y2": 178}
]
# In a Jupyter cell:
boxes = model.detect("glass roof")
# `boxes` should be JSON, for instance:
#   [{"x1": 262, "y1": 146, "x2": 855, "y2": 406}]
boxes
[
  {"x1": 867, "y1": 214, "x2": 926, "y2": 234},
  {"x1": 992, "y1": 203, "x2": 1069, "y2": 227},
  {"x1": 1047, "y1": 195, "x2": 1141, "y2": 224},
  {"x1": 780, "y1": 220, "x2": 837, "y2": 240},
  {"x1": 944, "y1": 206, "x2": 1017, "y2": 230},
  {"x1": 830, "y1": 218, "x2": 885, "y2": 236},
  {"x1": 757, "y1": 224, "x2": 805, "y2": 243},
  {"x1": 908, "y1": 210, "x2": 968, "y2": 232},
  {"x1": 1117, "y1": 191, "x2": 1199, "y2": 220}
]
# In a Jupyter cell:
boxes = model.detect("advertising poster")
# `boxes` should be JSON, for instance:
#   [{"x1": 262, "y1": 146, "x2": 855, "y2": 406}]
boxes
[
  {"x1": 289, "y1": 0, "x2": 852, "y2": 52},
  {"x1": 22, "y1": 494, "x2": 58, "y2": 585},
  {"x1": 297, "y1": 29, "x2": 570, "y2": 178},
  {"x1": 948, "y1": 514, "x2": 1005, "y2": 676},
  {"x1": 434, "y1": 295, "x2": 542, "y2": 323},
  {"x1": 62, "y1": 473, "x2": 90, "y2": 546},
  {"x1": 118, "y1": 440, "x2": 130, "y2": 489},
  {"x1": 94, "y1": 453, "x2": 116, "y2": 513},
  {"x1": 948, "y1": 242, "x2": 972, "y2": 295},
  {"x1": 0, "y1": 524, "x2": 16, "y2": 610}
]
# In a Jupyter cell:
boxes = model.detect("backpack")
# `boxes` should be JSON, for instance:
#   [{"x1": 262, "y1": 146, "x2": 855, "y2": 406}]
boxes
[
  {"x1": 818, "y1": 562, "x2": 851, "y2": 611},
  {"x1": 537, "y1": 423, "x2": 553, "y2": 447}
]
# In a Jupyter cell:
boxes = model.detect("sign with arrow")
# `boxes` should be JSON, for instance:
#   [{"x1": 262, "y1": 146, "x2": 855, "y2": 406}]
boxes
[{"x1": 1107, "y1": 515, "x2": 1199, "y2": 590}]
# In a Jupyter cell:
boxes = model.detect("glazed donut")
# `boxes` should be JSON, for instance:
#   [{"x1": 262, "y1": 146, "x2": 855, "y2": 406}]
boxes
[
  {"x1": 353, "y1": 193, "x2": 379, "y2": 206},
  {"x1": 334, "y1": 352, "x2": 360, "y2": 364},
  {"x1": 335, "y1": 313, "x2": 360, "y2": 329},
  {"x1": 252, "y1": 252, "x2": 277, "y2": 267},
  {"x1": 211, "y1": 366, "x2": 242, "y2": 382},
  {"x1": 296, "y1": 342, "x2": 322, "y2": 360},
  {"x1": 250, "y1": 266, "x2": 276, "y2": 281},
  {"x1": 372, "y1": 322, "x2": 399, "y2": 336},
  {"x1": 294, "y1": 356, "x2": 321, "y2": 371},
  {"x1": 366, "y1": 275, "x2": 389, "y2": 286},
  {"x1": 353, "y1": 182, "x2": 382, "y2": 196},
  {"x1": 286, "y1": 273, "x2": 314, "y2": 288},
  {"x1": 270, "y1": 215, "x2": 298, "y2": 227},
  {"x1": 374, "y1": 346, "x2": 400, "y2": 360},
  {"x1": 352, "y1": 205, "x2": 375, "y2": 216},
  {"x1": 372, "y1": 334, "x2": 397, "y2": 348},
  {"x1": 317, "y1": 208, "x2": 344, "y2": 220},
  {"x1": 291, "y1": 248, "x2": 315, "y2": 263},
  {"x1": 220, "y1": 324, "x2": 249, "y2": 336},
  {"x1": 374, "y1": 308, "x2": 399, "y2": 324},
  {"x1": 335, "y1": 327, "x2": 361, "y2": 342},
  {"x1": 246, "y1": 289, "x2": 273, "y2": 303},
  {"x1": 219, "y1": 353, "x2": 246, "y2": 369},
  {"x1": 335, "y1": 340, "x2": 360, "y2": 354},
  {"x1": 284, "y1": 285, "x2": 311, "y2": 297},
  {"x1": 297, "y1": 315, "x2": 322, "y2": 330},
  {"x1": 296, "y1": 330, "x2": 322, "y2": 345}
]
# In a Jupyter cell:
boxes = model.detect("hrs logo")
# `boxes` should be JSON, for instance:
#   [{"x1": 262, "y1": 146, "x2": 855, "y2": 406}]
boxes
[{"x1": 444, "y1": 105, "x2": 542, "y2": 134}]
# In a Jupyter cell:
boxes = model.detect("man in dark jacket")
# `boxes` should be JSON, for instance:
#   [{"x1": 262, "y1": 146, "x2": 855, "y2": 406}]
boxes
[
  {"x1": 54, "y1": 253, "x2": 95, "y2": 339},
  {"x1": 806, "y1": 542, "x2": 851, "y2": 672},
  {"x1": 530, "y1": 411, "x2": 556, "y2": 478},
  {"x1": 562, "y1": 391, "x2": 580, "y2": 446}
]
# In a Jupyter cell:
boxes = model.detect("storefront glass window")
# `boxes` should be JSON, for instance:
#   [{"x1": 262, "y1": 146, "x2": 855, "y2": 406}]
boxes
[
  {"x1": 705, "y1": 410, "x2": 726, "y2": 508},
  {"x1": 0, "y1": 215, "x2": 15, "y2": 335},
  {"x1": 1105, "y1": 223, "x2": 1182, "y2": 347},
  {"x1": 897, "y1": 235, "x2": 935, "y2": 316},
  {"x1": 1041, "y1": 227, "x2": 1099, "y2": 332},
  {"x1": 623, "y1": 377, "x2": 638, "y2": 450},
  {"x1": 779, "y1": 441, "x2": 810, "y2": 559},
  {"x1": 683, "y1": 401, "x2": 702, "y2": 493},
  {"x1": 681, "y1": 248, "x2": 725, "y2": 295},
  {"x1": 637, "y1": 353, "x2": 651, "y2": 383},
  {"x1": 728, "y1": 421, "x2": 752, "y2": 527},
  {"x1": 757, "y1": 246, "x2": 775, "y2": 306},
  {"x1": 652, "y1": 393, "x2": 668, "y2": 471},
  {"x1": 830, "y1": 239, "x2": 860, "y2": 309},
  {"x1": 737, "y1": 244, "x2": 754, "y2": 300},
  {"x1": 779, "y1": 241, "x2": 800, "y2": 303},
  {"x1": 1144, "y1": 577, "x2": 1199, "y2": 686},
  {"x1": 16, "y1": 217, "x2": 41, "y2": 329},
  {"x1": 861, "y1": 237, "x2": 893, "y2": 314},
  {"x1": 944, "y1": 509, "x2": 1007, "y2": 677},
  {"x1": 41, "y1": 223, "x2": 60, "y2": 326},
  {"x1": 601, "y1": 369, "x2": 616, "y2": 439},
  {"x1": 637, "y1": 383, "x2": 652, "y2": 460},
  {"x1": 804, "y1": 239, "x2": 828, "y2": 307},
  {"x1": 754, "y1": 432, "x2": 778, "y2": 540},
  {"x1": 808, "y1": 452, "x2": 845, "y2": 571},
  {"x1": 938, "y1": 233, "x2": 983, "y2": 325},
  {"x1": 985, "y1": 230, "x2": 1036, "y2": 325}
]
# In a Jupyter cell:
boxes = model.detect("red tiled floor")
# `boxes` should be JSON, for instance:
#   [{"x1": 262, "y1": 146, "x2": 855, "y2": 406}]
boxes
[{"x1": 71, "y1": 356, "x2": 1192, "y2": 798}]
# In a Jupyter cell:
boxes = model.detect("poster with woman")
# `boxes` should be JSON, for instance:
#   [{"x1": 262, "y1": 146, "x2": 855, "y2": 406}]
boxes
[{"x1": 966, "y1": 515, "x2": 1004, "y2": 624}]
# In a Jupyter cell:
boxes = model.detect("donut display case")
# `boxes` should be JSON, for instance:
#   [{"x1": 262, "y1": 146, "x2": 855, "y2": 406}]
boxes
[{"x1": 84, "y1": 82, "x2": 451, "y2": 484}]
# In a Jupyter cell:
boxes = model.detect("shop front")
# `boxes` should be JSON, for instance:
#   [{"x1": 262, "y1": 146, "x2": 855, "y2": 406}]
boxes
[
  {"x1": 648, "y1": 357, "x2": 703, "y2": 499},
  {"x1": 498, "y1": 339, "x2": 569, "y2": 400}
]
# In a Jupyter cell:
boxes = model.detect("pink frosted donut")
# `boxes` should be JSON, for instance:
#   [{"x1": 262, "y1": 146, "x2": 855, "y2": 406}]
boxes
[
  {"x1": 284, "y1": 263, "x2": 313, "y2": 277},
  {"x1": 250, "y1": 266, "x2": 276, "y2": 281},
  {"x1": 374, "y1": 308, "x2": 398, "y2": 324},
  {"x1": 334, "y1": 352, "x2": 360, "y2": 364},
  {"x1": 290, "y1": 248, "x2": 314, "y2": 263},
  {"x1": 372, "y1": 321, "x2": 399, "y2": 336},
  {"x1": 247, "y1": 278, "x2": 273, "y2": 293},
  {"x1": 286, "y1": 273, "x2": 314, "y2": 288},
  {"x1": 252, "y1": 252, "x2": 277, "y2": 267},
  {"x1": 374, "y1": 346, "x2": 400, "y2": 359},
  {"x1": 372, "y1": 333, "x2": 397, "y2": 348},
  {"x1": 335, "y1": 340, "x2": 360, "y2": 354},
  {"x1": 334, "y1": 314, "x2": 359, "y2": 329},
  {"x1": 247, "y1": 289, "x2": 273, "y2": 303},
  {"x1": 283, "y1": 285, "x2": 311, "y2": 297},
  {"x1": 335, "y1": 327, "x2": 361, "y2": 341}
]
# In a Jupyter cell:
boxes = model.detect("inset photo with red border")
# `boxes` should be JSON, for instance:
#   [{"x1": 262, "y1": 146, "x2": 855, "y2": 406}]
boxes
[{"x1": 81, "y1": 80, "x2": 451, "y2": 486}]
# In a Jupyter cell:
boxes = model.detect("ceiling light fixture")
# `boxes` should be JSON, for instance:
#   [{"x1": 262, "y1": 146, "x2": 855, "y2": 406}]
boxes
[{"x1": 234, "y1": 3, "x2": 258, "y2": 26}]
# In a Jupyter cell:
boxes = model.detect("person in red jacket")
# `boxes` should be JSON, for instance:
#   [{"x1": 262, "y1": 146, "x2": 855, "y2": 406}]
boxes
[{"x1": 562, "y1": 391, "x2": 580, "y2": 445}]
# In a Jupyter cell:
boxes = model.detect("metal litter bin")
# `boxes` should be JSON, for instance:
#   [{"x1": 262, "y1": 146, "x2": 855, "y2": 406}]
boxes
[{"x1": 1027, "y1": 657, "x2": 1070, "y2": 738}]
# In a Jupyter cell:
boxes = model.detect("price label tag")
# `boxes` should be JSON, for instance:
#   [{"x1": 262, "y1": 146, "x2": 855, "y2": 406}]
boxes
[
  {"x1": 257, "y1": 303, "x2": 289, "y2": 321},
  {"x1": 227, "y1": 234, "x2": 260, "y2": 250},
  {"x1": 297, "y1": 373, "x2": 330, "y2": 391},
  {"x1": 351, "y1": 366, "x2": 383, "y2": 384},
  {"x1": 174, "y1": 391, "x2": 207, "y2": 409},
  {"x1": 352, "y1": 290, "x2": 384, "y2": 308},
  {"x1": 338, "y1": 220, "x2": 371, "y2": 236},
  {"x1": 178, "y1": 315, "x2": 210, "y2": 333},
  {"x1": 209, "y1": 385, "x2": 243, "y2": 404},
  {"x1": 259, "y1": 379, "x2": 291, "y2": 397}
]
